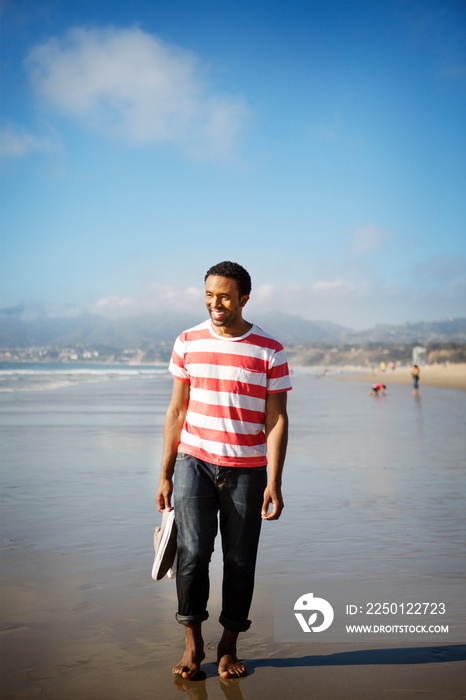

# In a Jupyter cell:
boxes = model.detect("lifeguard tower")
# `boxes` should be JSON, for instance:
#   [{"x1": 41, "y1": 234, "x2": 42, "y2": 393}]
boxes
[{"x1": 412, "y1": 346, "x2": 426, "y2": 365}]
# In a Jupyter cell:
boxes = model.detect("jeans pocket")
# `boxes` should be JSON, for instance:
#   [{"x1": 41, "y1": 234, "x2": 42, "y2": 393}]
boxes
[{"x1": 176, "y1": 452, "x2": 191, "y2": 462}]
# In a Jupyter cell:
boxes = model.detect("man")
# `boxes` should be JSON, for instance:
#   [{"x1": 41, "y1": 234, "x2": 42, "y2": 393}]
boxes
[{"x1": 156, "y1": 261, "x2": 291, "y2": 679}]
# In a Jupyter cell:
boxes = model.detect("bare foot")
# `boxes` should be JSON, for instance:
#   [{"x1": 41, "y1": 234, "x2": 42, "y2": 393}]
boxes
[
  {"x1": 217, "y1": 652, "x2": 247, "y2": 678},
  {"x1": 172, "y1": 648, "x2": 205, "y2": 679},
  {"x1": 173, "y1": 624, "x2": 205, "y2": 680}
]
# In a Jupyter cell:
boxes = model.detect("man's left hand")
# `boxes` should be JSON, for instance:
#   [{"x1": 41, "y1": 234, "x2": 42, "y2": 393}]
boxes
[{"x1": 261, "y1": 484, "x2": 284, "y2": 520}]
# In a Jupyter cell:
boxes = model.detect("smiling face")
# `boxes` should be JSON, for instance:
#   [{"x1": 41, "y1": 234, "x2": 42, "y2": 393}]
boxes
[{"x1": 205, "y1": 275, "x2": 250, "y2": 337}]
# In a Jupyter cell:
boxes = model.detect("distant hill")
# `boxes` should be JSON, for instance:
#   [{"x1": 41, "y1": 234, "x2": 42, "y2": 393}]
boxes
[
  {"x1": 0, "y1": 306, "x2": 198, "y2": 350},
  {"x1": 341, "y1": 318, "x2": 466, "y2": 345},
  {"x1": 0, "y1": 305, "x2": 348, "y2": 348},
  {"x1": 0, "y1": 304, "x2": 465, "y2": 349},
  {"x1": 253, "y1": 312, "x2": 347, "y2": 343}
]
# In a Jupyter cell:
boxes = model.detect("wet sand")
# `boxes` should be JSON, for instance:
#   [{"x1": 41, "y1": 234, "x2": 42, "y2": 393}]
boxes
[{"x1": 1, "y1": 375, "x2": 465, "y2": 699}]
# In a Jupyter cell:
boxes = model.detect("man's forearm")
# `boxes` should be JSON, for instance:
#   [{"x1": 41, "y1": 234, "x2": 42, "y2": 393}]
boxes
[
  {"x1": 156, "y1": 413, "x2": 184, "y2": 512},
  {"x1": 160, "y1": 411, "x2": 184, "y2": 477},
  {"x1": 262, "y1": 404, "x2": 288, "y2": 520},
  {"x1": 266, "y1": 412, "x2": 288, "y2": 484},
  {"x1": 156, "y1": 380, "x2": 189, "y2": 511}
]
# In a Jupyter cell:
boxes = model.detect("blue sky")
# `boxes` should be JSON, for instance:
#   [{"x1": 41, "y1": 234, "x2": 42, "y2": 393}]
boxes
[{"x1": 1, "y1": 0, "x2": 465, "y2": 329}]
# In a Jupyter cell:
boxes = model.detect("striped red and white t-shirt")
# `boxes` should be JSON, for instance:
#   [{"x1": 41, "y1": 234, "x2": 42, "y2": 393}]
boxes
[{"x1": 169, "y1": 320, "x2": 292, "y2": 467}]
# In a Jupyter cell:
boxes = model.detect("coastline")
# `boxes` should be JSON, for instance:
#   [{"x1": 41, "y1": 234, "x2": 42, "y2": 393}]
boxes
[
  {"x1": 2, "y1": 360, "x2": 466, "y2": 394},
  {"x1": 335, "y1": 362, "x2": 466, "y2": 391}
]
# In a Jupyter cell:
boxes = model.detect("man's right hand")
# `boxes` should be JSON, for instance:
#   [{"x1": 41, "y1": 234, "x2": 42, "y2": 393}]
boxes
[{"x1": 156, "y1": 478, "x2": 173, "y2": 513}]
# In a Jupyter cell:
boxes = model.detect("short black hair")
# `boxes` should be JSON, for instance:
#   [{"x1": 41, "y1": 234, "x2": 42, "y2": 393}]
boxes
[{"x1": 204, "y1": 261, "x2": 252, "y2": 298}]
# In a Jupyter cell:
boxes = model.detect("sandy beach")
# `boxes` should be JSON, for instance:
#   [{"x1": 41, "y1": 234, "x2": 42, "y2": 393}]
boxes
[
  {"x1": 337, "y1": 362, "x2": 466, "y2": 391},
  {"x1": 1, "y1": 372, "x2": 465, "y2": 699}
]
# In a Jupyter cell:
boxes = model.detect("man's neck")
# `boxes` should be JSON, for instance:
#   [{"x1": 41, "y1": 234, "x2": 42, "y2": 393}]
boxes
[{"x1": 210, "y1": 319, "x2": 253, "y2": 338}]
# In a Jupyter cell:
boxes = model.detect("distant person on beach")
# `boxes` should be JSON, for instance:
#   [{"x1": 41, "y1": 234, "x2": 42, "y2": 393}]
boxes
[
  {"x1": 156, "y1": 261, "x2": 291, "y2": 680},
  {"x1": 411, "y1": 364, "x2": 420, "y2": 393},
  {"x1": 369, "y1": 383, "x2": 386, "y2": 396}
]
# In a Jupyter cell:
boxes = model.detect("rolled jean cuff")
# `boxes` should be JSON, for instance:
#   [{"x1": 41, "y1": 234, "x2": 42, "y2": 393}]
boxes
[
  {"x1": 219, "y1": 614, "x2": 251, "y2": 633},
  {"x1": 176, "y1": 611, "x2": 209, "y2": 626}
]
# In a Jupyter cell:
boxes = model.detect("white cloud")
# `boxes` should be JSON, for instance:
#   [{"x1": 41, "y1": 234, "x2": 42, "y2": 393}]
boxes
[
  {"x1": 254, "y1": 283, "x2": 274, "y2": 300},
  {"x1": 351, "y1": 223, "x2": 389, "y2": 254},
  {"x1": 413, "y1": 254, "x2": 466, "y2": 284},
  {"x1": 311, "y1": 279, "x2": 346, "y2": 292},
  {"x1": 89, "y1": 283, "x2": 203, "y2": 316},
  {"x1": 25, "y1": 26, "x2": 249, "y2": 160},
  {"x1": 85, "y1": 257, "x2": 464, "y2": 328},
  {"x1": 0, "y1": 121, "x2": 53, "y2": 160},
  {"x1": 248, "y1": 277, "x2": 374, "y2": 325},
  {"x1": 92, "y1": 296, "x2": 137, "y2": 313}
]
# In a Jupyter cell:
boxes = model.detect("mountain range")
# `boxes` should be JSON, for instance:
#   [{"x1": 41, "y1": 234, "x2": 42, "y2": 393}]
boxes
[{"x1": 1, "y1": 305, "x2": 465, "y2": 349}]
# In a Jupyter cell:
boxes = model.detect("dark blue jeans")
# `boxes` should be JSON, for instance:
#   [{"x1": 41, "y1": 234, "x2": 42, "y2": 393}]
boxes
[{"x1": 173, "y1": 453, "x2": 267, "y2": 633}]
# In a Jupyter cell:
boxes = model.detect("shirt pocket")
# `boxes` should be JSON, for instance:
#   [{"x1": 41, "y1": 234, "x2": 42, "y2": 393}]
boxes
[{"x1": 236, "y1": 366, "x2": 266, "y2": 389}]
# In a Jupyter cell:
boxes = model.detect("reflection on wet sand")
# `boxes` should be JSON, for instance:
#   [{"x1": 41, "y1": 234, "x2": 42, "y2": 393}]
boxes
[{"x1": 174, "y1": 673, "x2": 248, "y2": 700}]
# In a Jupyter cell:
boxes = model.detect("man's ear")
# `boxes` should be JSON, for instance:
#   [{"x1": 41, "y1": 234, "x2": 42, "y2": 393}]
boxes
[{"x1": 240, "y1": 294, "x2": 249, "y2": 308}]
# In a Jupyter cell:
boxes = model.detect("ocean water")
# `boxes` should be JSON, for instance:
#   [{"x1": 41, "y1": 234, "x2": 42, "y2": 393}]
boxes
[
  {"x1": 0, "y1": 362, "x2": 169, "y2": 393},
  {"x1": 1, "y1": 369, "x2": 464, "y2": 574},
  {"x1": 1, "y1": 370, "x2": 465, "y2": 698}
]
